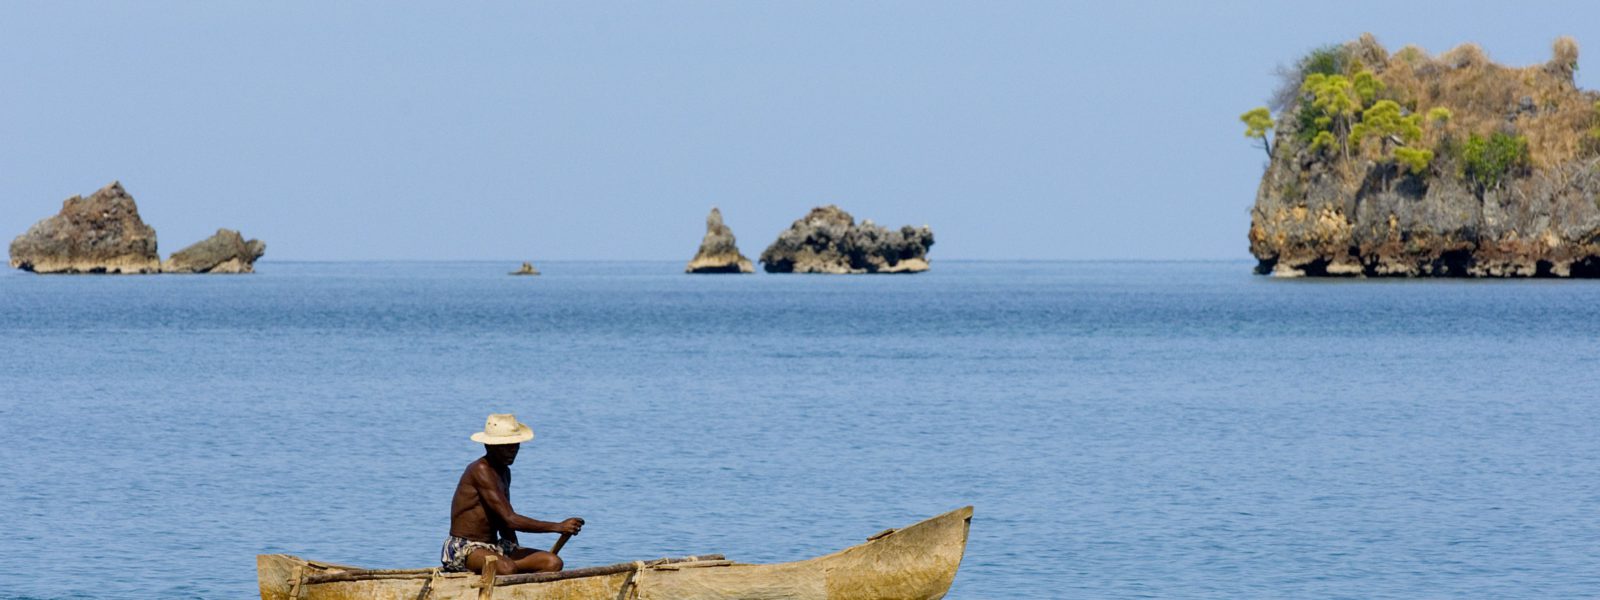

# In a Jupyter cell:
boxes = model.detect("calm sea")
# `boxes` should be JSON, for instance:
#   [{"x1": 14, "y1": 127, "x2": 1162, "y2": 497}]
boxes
[{"x1": 2, "y1": 261, "x2": 1599, "y2": 598}]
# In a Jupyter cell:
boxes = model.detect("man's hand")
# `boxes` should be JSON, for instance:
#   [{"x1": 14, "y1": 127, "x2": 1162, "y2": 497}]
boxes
[{"x1": 556, "y1": 517, "x2": 585, "y2": 535}]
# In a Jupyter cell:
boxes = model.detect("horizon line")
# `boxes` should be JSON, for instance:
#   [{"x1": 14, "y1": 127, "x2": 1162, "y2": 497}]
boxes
[{"x1": 242, "y1": 257, "x2": 1258, "y2": 264}]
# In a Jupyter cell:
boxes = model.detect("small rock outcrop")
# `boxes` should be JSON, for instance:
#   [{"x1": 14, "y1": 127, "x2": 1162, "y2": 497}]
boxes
[
  {"x1": 685, "y1": 207, "x2": 753, "y2": 273},
  {"x1": 759, "y1": 205, "x2": 934, "y2": 274},
  {"x1": 162, "y1": 229, "x2": 266, "y2": 273},
  {"x1": 510, "y1": 262, "x2": 540, "y2": 276},
  {"x1": 9, "y1": 181, "x2": 161, "y2": 273}
]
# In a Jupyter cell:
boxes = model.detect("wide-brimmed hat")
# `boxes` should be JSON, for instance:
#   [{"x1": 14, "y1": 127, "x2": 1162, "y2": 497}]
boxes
[{"x1": 471, "y1": 413, "x2": 534, "y2": 445}]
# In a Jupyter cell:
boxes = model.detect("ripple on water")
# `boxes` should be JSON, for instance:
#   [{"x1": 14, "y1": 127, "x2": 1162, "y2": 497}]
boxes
[{"x1": 2, "y1": 261, "x2": 1600, "y2": 598}]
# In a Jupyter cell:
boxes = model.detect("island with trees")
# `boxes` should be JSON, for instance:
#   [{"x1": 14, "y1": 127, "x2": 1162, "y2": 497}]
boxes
[{"x1": 1243, "y1": 34, "x2": 1600, "y2": 277}]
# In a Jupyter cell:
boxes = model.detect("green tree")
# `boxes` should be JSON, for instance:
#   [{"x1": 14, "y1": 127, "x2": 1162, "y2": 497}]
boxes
[
  {"x1": 1240, "y1": 107, "x2": 1274, "y2": 159},
  {"x1": 1309, "y1": 130, "x2": 1339, "y2": 154},
  {"x1": 1352, "y1": 70, "x2": 1385, "y2": 107},
  {"x1": 1460, "y1": 133, "x2": 1530, "y2": 190},
  {"x1": 1302, "y1": 73, "x2": 1360, "y2": 159},
  {"x1": 1351, "y1": 100, "x2": 1423, "y2": 151},
  {"x1": 1393, "y1": 147, "x2": 1434, "y2": 175},
  {"x1": 1350, "y1": 100, "x2": 1438, "y2": 178},
  {"x1": 1426, "y1": 107, "x2": 1453, "y2": 124},
  {"x1": 1299, "y1": 45, "x2": 1348, "y2": 77}
]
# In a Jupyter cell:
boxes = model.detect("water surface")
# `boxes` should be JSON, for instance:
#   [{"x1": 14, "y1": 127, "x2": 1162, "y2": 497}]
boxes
[{"x1": 2, "y1": 261, "x2": 1598, "y2": 598}]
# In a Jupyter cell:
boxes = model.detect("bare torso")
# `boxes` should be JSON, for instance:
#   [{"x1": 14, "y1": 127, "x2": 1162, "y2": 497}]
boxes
[
  {"x1": 446, "y1": 445, "x2": 583, "y2": 574},
  {"x1": 449, "y1": 457, "x2": 514, "y2": 543}
]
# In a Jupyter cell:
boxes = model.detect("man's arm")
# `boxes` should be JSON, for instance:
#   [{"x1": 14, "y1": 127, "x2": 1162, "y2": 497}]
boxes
[{"x1": 470, "y1": 463, "x2": 582, "y2": 535}]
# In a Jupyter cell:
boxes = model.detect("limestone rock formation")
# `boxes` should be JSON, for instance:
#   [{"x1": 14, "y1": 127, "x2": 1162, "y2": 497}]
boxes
[
  {"x1": 685, "y1": 207, "x2": 753, "y2": 273},
  {"x1": 759, "y1": 205, "x2": 934, "y2": 274},
  {"x1": 9, "y1": 181, "x2": 161, "y2": 273},
  {"x1": 162, "y1": 228, "x2": 266, "y2": 273},
  {"x1": 1249, "y1": 35, "x2": 1600, "y2": 277}
]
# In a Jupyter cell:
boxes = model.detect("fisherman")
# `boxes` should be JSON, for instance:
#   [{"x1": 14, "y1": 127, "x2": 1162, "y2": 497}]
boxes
[{"x1": 441, "y1": 413, "x2": 584, "y2": 575}]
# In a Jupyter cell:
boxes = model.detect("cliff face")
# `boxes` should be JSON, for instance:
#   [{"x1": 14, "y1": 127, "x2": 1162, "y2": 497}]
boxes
[
  {"x1": 9, "y1": 181, "x2": 161, "y2": 274},
  {"x1": 1249, "y1": 35, "x2": 1600, "y2": 277},
  {"x1": 760, "y1": 205, "x2": 934, "y2": 274}
]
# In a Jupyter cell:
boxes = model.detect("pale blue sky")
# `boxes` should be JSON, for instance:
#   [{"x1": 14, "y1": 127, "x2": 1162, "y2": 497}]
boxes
[{"x1": 2, "y1": 1, "x2": 1594, "y2": 260}]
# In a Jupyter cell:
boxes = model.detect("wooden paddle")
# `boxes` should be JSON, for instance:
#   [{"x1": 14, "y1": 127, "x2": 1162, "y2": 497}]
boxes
[
  {"x1": 549, "y1": 518, "x2": 583, "y2": 555},
  {"x1": 549, "y1": 533, "x2": 572, "y2": 556}
]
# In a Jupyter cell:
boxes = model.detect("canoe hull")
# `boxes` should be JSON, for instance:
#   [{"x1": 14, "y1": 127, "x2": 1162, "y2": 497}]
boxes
[{"x1": 259, "y1": 506, "x2": 971, "y2": 600}]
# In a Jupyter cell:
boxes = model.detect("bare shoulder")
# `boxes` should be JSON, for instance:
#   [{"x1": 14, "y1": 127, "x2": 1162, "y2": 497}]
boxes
[{"x1": 457, "y1": 458, "x2": 492, "y2": 485}]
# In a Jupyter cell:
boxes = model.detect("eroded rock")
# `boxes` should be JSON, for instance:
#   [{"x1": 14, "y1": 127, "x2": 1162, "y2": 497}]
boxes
[
  {"x1": 759, "y1": 205, "x2": 934, "y2": 274},
  {"x1": 686, "y1": 207, "x2": 753, "y2": 273},
  {"x1": 162, "y1": 228, "x2": 266, "y2": 274},
  {"x1": 9, "y1": 181, "x2": 161, "y2": 274}
]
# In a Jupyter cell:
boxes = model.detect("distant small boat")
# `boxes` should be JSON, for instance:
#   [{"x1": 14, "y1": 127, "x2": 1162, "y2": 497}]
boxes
[
  {"x1": 509, "y1": 262, "x2": 540, "y2": 276},
  {"x1": 257, "y1": 506, "x2": 971, "y2": 600}
]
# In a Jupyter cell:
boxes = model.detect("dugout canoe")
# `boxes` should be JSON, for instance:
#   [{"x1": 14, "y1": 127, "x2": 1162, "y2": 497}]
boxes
[{"x1": 258, "y1": 505, "x2": 971, "y2": 600}]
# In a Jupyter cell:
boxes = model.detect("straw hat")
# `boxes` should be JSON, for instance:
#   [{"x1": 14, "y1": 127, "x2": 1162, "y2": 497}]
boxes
[{"x1": 471, "y1": 413, "x2": 535, "y2": 445}]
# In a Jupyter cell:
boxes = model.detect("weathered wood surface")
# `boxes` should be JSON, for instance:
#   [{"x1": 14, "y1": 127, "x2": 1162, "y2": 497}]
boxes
[
  {"x1": 259, "y1": 506, "x2": 972, "y2": 600},
  {"x1": 494, "y1": 556, "x2": 727, "y2": 586},
  {"x1": 476, "y1": 556, "x2": 497, "y2": 600},
  {"x1": 305, "y1": 555, "x2": 727, "y2": 586}
]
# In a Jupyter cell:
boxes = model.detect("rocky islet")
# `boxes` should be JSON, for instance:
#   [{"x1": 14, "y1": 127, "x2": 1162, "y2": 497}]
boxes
[
  {"x1": 162, "y1": 228, "x2": 267, "y2": 274},
  {"x1": 686, "y1": 207, "x2": 754, "y2": 274},
  {"x1": 9, "y1": 181, "x2": 161, "y2": 274},
  {"x1": 1247, "y1": 35, "x2": 1600, "y2": 277},
  {"x1": 9, "y1": 182, "x2": 265, "y2": 274},
  {"x1": 10, "y1": 184, "x2": 936, "y2": 277},
  {"x1": 758, "y1": 205, "x2": 934, "y2": 274}
]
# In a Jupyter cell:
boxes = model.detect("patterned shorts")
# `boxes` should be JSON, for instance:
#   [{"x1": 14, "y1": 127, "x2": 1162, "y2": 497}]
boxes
[{"x1": 440, "y1": 535, "x2": 521, "y2": 572}]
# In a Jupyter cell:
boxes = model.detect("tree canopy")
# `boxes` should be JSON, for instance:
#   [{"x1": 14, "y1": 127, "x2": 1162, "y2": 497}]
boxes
[
  {"x1": 1351, "y1": 100, "x2": 1423, "y2": 150},
  {"x1": 1240, "y1": 107, "x2": 1274, "y2": 158}
]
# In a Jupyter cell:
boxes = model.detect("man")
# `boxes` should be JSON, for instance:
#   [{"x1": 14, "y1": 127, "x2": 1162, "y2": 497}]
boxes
[{"x1": 440, "y1": 413, "x2": 584, "y2": 575}]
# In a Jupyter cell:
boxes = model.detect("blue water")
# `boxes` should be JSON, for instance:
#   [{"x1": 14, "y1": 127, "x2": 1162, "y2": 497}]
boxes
[{"x1": 3, "y1": 261, "x2": 1600, "y2": 598}]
